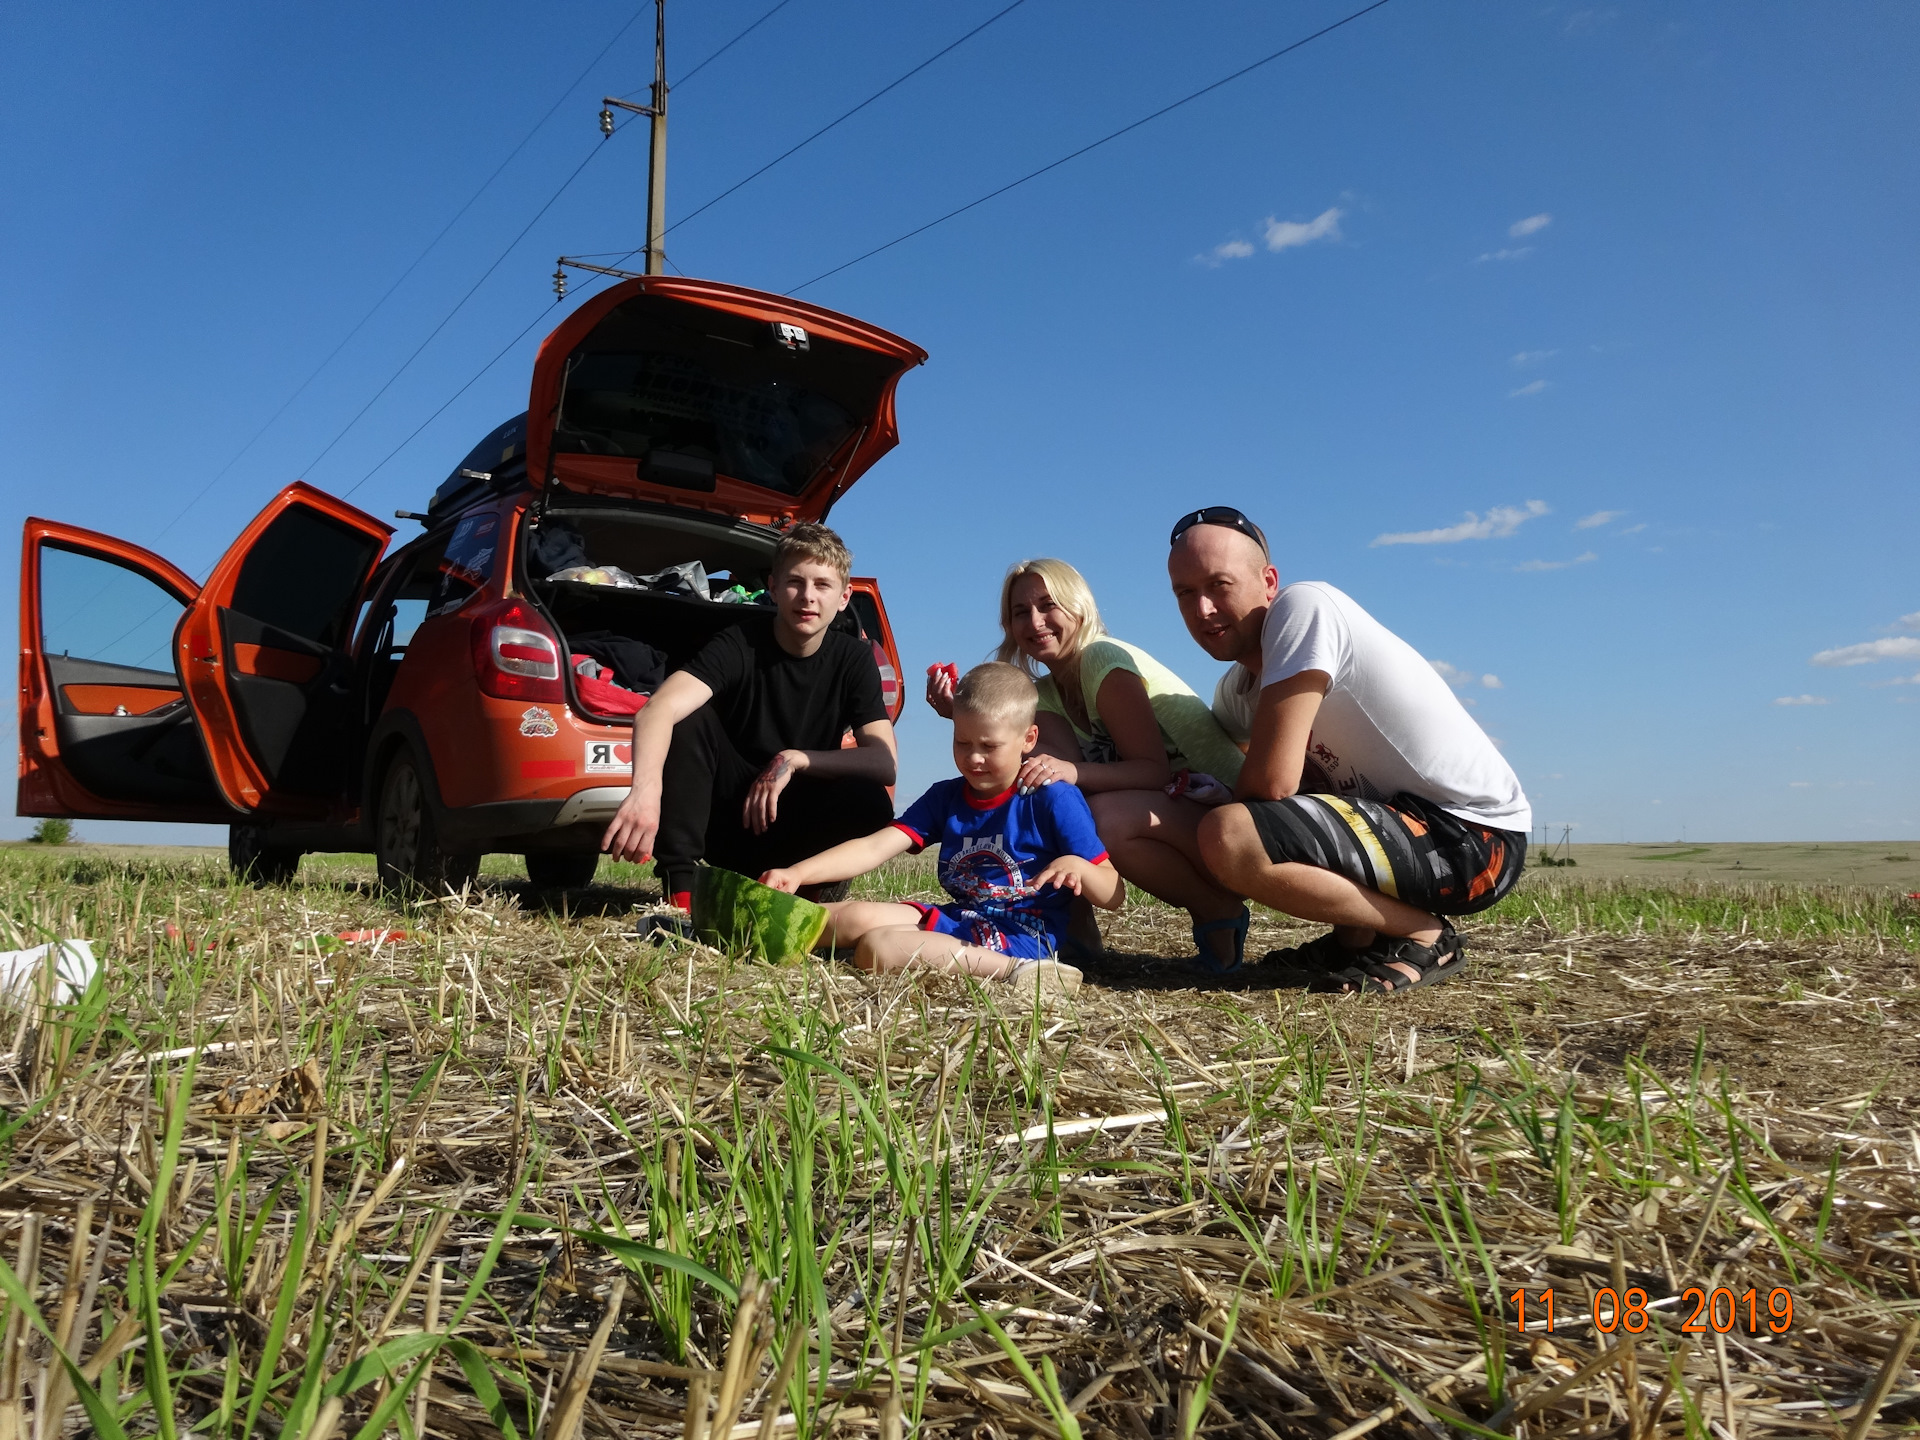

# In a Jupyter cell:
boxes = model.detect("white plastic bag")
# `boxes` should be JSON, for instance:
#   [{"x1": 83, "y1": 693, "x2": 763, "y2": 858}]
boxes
[{"x1": 0, "y1": 940, "x2": 99, "y2": 1005}]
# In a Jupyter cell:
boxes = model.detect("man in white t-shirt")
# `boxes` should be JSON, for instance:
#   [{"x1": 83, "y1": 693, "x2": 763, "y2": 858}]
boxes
[{"x1": 1166, "y1": 507, "x2": 1531, "y2": 994}]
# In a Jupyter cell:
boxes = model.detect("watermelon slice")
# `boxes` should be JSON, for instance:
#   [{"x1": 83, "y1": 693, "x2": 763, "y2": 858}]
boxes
[{"x1": 691, "y1": 867, "x2": 829, "y2": 965}]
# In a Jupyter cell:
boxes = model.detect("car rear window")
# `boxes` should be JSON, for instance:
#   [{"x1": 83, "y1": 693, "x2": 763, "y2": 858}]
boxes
[{"x1": 550, "y1": 295, "x2": 901, "y2": 497}]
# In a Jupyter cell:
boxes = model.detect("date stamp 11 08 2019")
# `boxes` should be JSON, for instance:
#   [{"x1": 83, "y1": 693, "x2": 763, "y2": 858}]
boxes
[{"x1": 1509, "y1": 1286, "x2": 1795, "y2": 1337}]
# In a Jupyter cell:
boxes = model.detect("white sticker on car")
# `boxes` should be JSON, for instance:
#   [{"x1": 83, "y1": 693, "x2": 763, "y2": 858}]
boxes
[
  {"x1": 520, "y1": 706, "x2": 558, "y2": 738},
  {"x1": 584, "y1": 739, "x2": 632, "y2": 774}
]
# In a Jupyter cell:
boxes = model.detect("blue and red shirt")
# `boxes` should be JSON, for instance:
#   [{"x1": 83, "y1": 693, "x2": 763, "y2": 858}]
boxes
[{"x1": 892, "y1": 779, "x2": 1108, "y2": 952}]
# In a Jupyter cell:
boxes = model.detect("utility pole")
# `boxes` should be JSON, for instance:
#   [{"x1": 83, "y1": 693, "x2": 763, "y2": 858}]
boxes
[
  {"x1": 646, "y1": 0, "x2": 667, "y2": 275},
  {"x1": 598, "y1": 0, "x2": 668, "y2": 275}
]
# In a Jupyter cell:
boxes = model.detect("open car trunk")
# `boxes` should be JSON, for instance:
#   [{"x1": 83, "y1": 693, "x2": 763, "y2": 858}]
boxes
[{"x1": 520, "y1": 504, "x2": 888, "y2": 725}]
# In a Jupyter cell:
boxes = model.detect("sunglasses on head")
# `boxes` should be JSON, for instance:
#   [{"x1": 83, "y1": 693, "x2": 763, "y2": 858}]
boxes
[{"x1": 1169, "y1": 506, "x2": 1269, "y2": 557}]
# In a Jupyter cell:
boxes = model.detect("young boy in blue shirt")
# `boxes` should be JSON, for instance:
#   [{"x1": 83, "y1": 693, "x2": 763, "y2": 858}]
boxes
[{"x1": 762, "y1": 662, "x2": 1123, "y2": 995}]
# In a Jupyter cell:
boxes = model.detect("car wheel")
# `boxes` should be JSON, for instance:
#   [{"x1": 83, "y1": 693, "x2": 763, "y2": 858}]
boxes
[
  {"x1": 376, "y1": 752, "x2": 480, "y2": 895},
  {"x1": 229, "y1": 824, "x2": 301, "y2": 885},
  {"x1": 524, "y1": 851, "x2": 600, "y2": 890}
]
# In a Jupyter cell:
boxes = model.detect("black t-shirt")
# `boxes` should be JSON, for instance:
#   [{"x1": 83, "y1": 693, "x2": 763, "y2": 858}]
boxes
[{"x1": 681, "y1": 625, "x2": 887, "y2": 766}]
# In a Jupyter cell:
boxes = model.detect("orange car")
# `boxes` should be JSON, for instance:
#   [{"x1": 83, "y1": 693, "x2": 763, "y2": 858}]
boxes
[{"x1": 18, "y1": 277, "x2": 924, "y2": 890}]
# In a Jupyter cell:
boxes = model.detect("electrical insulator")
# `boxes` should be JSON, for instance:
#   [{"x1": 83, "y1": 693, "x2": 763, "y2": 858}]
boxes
[
  {"x1": 552, "y1": 265, "x2": 568, "y2": 299},
  {"x1": 598, "y1": 107, "x2": 614, "y2": 137}
]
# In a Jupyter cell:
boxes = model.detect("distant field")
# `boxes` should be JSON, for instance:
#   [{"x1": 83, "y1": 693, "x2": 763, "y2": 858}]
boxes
[
  {"x1": 10, "y1": 836, "x2": 1919, "y2": 891},
  {"x1": 1536, "y1": 839, "x2": 1920, "y2": 890}
]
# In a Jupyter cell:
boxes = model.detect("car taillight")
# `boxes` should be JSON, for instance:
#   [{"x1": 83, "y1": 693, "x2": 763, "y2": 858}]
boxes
[
  {"x1": 470, "y1": 600, "x2": 564, "y2": 701},
  {"x1": 871, "y1": 640, "x2": 900, "y2": 715}
]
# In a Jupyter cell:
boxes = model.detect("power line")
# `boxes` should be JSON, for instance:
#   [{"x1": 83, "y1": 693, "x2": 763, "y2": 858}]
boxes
[
  {"x1": 599, "y1": 0, "x2": 1031, "y2": 272},
  {"x1": 299, "y1": 120, "x2": 634, "y2": 479},
  {"x1": 788, "y1": 0, "x2": 1395, "y2": 294},
  {"x1": 153, "y1": 4, "x2": 654, "y2": 543},
  {"x1": 339, "y1": 264, "x2": 634, "y2": 501},
  {"x1": 671, "y1": 0, "x2": 800, "y2": 87}
]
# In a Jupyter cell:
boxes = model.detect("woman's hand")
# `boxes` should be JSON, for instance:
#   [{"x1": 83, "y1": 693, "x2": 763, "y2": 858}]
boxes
[
  {"x1": 924, "y1": 662, "x2": 958, "y2": 718},
  {"x1": 759, "y1": 868, "x2": 802, "y2": 893},
  {"x1": 1018, "y1": 752, "x2": 1078, "y2": 793}
]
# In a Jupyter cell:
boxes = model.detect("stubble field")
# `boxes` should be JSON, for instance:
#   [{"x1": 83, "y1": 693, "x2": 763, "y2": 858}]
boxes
[{"x1": 0, "y1": 844, "x2": 1916, "y2": 1439}]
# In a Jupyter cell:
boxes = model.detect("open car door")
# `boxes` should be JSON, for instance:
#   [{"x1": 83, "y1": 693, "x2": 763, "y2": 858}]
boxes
[
  {"x1": 18, "y1": 521, "x2": 233, "y2": 823},
  {"x1": 176, "y1": 483, "x2": 391, "y2": 816}
]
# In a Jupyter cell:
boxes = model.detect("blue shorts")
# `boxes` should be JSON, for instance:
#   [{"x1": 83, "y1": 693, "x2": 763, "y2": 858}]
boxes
[{"x1": 906, "y1": 902, "x2": 1057, "y2": 960}]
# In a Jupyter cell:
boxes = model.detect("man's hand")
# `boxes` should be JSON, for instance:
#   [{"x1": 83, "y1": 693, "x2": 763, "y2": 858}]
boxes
[
  {"x1": 743, "y1": 750, "x2": 807, "y2": 834},
  {"x1": 601, "y1": 788, "x2": 661, "y2": 863},
  {"x1": 760, "y1": 868, "x2": 803, "y2": 893}
]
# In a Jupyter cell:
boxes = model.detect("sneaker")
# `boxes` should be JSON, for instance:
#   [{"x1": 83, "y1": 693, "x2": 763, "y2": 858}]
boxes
[{"x1": 1007, "y1": 959, "x2": 1083, "y2": 998}]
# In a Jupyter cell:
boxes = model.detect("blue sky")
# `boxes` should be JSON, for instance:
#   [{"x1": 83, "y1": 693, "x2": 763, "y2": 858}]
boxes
[{"x1": 4, "y1": 0, "x2": 1915, "y2": 846}]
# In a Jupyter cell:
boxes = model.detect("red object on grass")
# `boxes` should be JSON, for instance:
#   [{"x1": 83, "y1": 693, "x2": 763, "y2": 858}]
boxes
[{"x1": 336, "y1": 929, "x2": 413, "y2": 944}]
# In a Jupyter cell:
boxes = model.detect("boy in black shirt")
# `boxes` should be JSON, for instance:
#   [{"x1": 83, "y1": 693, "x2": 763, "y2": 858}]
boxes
[{"x1": 601, "y1": 522, "x2": 897, "y2": 911}]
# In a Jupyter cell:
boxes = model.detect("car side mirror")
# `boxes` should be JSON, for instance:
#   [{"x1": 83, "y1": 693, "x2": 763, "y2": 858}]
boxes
[{"x1": 643, "y1": 450, "x2": 717, "y2": 492}]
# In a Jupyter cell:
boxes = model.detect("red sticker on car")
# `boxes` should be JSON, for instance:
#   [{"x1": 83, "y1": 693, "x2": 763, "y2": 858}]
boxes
[{"x1": 585, "y1": 740, "x2": 633, "y2": 775}]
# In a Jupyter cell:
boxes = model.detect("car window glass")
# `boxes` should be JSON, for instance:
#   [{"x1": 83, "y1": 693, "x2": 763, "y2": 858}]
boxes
[
  {"x1": 431, "y1": 510, "x2": 499, "y2": 615},
  {"x1": 230, "y1": 508, "x2": 381, "y2": 647},
  {"x1": 389, "y1": 597, "x2": 429, "y2": 649},
  {"x1": 40, "y1": 545, "x2": 184, "y2": 672}
]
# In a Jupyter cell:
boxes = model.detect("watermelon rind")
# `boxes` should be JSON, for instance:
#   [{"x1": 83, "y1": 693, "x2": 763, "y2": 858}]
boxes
[{"x1": 691, "y1": 867, "x2": 829, "y2": 965}]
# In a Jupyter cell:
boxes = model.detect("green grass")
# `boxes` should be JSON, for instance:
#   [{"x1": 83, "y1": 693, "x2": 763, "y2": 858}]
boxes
[
  {"x1": 1491, "y1": 872, "x2": 1920, "y2": 948},
  {"x1": 0, "y1": 846, "x2": 1912, "y2": 1435}
]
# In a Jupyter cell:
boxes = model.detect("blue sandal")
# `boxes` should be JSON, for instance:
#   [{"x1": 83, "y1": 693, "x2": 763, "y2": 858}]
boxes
[{"x1": 1190, "y1": 907, "x2": 1250, "y2": 975}]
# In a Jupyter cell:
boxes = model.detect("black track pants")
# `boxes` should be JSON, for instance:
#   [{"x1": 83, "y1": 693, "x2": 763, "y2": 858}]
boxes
[{"x1": 652, "y1": 704, "x2": 893, "y2": 898}]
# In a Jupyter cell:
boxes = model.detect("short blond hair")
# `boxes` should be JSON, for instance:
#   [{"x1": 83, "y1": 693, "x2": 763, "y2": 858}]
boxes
[
  {"x1": 772, "y1": 521, "x2": 851, "y2": 583},
  {"x1": 952, "y1": 661, "x2": 1037, "y2": 729},
  {"x1": 994, "y1": 558, "x2": 1106, "y2": 677}
]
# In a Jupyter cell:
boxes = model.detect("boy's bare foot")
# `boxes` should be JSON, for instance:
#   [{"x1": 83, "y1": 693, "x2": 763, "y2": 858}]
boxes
[{"x1": 1008, "y1": 959, "x2": 1083, "y2": 998}]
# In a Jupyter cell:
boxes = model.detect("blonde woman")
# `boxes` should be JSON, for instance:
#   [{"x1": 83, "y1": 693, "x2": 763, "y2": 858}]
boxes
[{"x1": 927, "y1": 558, "x2": 1251, "y2": 971}]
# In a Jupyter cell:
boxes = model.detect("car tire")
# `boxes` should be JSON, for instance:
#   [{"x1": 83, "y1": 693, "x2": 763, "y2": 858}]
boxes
[
  {"x1": 375, "y1": 752, "x2": 480, "y2": 895},
  {"x1": 229, "y1": 825, "x2": 301, "y2": 885},
  {"x1": 523, "y1": 851, "x2": 600, "y2": 890}
]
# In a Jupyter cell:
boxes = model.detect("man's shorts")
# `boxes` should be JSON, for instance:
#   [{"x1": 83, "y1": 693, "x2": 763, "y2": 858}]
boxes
[
  {"x1": 1240, "y1": 792, "x2": 1527, "y2": 917},
  {"x1": 905, "y1": 902, "x2": 1057, "y2": 960}
]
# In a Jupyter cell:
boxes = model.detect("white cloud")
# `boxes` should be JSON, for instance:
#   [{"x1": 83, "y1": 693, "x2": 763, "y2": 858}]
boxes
[
  {"x1": 1475, "y1": 246, "x2": 1533, "y2": 263},
  {"x1": 1575, "y1": 509, "x2": 1625, "y2": 529},
  {"x1": 1896, "y1": 611, "x2": 1920, "y2": 633},
  {"x1": 1510, "y1": 213, "x2": 1553, "y2": 238},
  {"x1": 1208, "y1": 239, "x2": 1254, "y2": 263},
  {"x1": 1262, "y1": 207, "x2": 1343, "y2": 253},
  {"x1": 1809, "y1": 636, "x2": 1920, "y2": 667},
  {"x1": 1514, "y1": 551, "x2": 1597, "y2": 572},
  {"x1": 1772, "y1": 695, "x2": 1829, "y2": 706},
  {"x1": 1508, "y1": 379, "x2": 1550, "y2": 398},
  {"x1": 1373, "y1": 500, "x2": 1549, "y2": 547},
  {"x1": 1511, "y1": 349, "x2": 1558, "y2": 367},
  {"x1": 1874, "y1": 670, "x2": 1920, "y2": 687},
  {"x1": 1199, "y1": 206, "x2": 1341, "y2": 266},
  {"x1": 1619, "y1": 522, "x2": 1647, "y2": 535},
  {"x1": 1789, "y1": 781, "x2": 1811, "y2": 788},
  {"x1": 1428, "y1": 663, "x2": 1505, "y2": 695}
]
